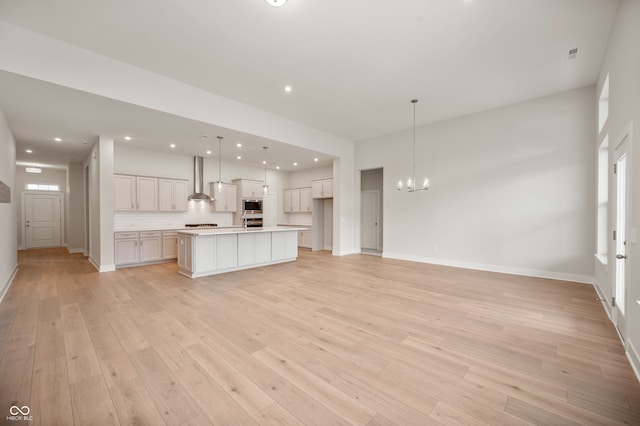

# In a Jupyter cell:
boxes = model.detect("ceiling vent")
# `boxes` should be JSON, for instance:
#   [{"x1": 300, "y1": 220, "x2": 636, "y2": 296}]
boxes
[{"x1": 568, "y1": 47, "x2": 579, "y2": 60}]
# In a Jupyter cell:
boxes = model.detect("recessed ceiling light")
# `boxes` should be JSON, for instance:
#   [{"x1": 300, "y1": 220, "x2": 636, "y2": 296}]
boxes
[
  {"x1": 314, "y1": 158, "x2": 319, "y2": 162},
  {"x1": 265, "y1": 0, "x2": 286, "y2": 7},
  {"x1": 26, "y1": 149, "x2": 33, "y2": 153},
  {"x1": 124, "y1": 136, "x2": 132, "y2": 141},
  {"x1": 237, "y1": 155, "x2": 242, "y2": 160},
  {"x1": 206, "y1": 150, "x2": 212, "y2": 155},
  {"x1": 54, "y1": 137, "x2": 62, "y2": 142},
  {"x1": 236, "y1": 143, "x2": 242, "y2": 148},
  {"x1": 170, "y1": 144, "x2": 176, "y2": 148},
  {"x1": 284, "y1": 85, "x2": 293, "y2": 93},
  {"x1": 276, "y1": 166, "x2": 280, "y2": 170},
  {"x1": 262, "y1": 160, "x2": 267, "y2": 165},
  {"x1": 293, "y1": 162, "x2": 298, "y2": 166}
]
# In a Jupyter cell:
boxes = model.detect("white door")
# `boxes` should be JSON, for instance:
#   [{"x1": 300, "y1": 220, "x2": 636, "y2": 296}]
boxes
[
  {"x1": 361, "y1": 190, "x2": 380, "y2": 251},
  {"x1": 612, "y1": 129, "x2": 631, "y2": 341},
  {"x1": 25, "y1": 193, "x2": 62, "y2": 248}
]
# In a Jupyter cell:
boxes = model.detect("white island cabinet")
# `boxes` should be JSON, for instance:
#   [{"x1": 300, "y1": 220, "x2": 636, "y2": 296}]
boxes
[{"x1": 177, "y1": 227, "x2": 301, "y2": 278}]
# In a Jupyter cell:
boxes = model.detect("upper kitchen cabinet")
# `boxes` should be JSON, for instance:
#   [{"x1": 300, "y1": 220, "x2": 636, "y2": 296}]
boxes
[
  {"x1": 114, "y1": 174, "x2": 158, "y2": 211},
  {"x1": 114, "y1": 174, "x2": 136, "y2": 210},
  {"x1": 136, "y1": 176, "x2": 158, "y2": 211},
  {"x1": 159, "y1": 178, "x2": 188, "y2": 212},
  {"x1": 210, "y1": 182, "x2": 238, "y2": 212},
  {"x1": 283, "y1": 187, "x2": 312, "y2": 213},
  {"x1": 312, "y1": 178, "x2": 333, "y2": 199},
  {"x1": 233, "y1": 179, "x2": 264, "y2": 199}
]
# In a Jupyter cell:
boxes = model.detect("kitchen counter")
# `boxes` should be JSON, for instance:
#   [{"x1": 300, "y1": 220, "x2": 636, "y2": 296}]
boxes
[{"x1": 177, "y1": 227, "x2": 304, "y2": 278}]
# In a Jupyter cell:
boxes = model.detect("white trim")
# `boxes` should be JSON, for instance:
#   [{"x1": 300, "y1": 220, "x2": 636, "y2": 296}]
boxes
[
  {"x1": 0, "y1": 265, "x2": 18, "y2": 304},
  {"x1": 382, "y1": 252, "x2": 594, "y2": 284},
  {"x1": 333, "y1": 249, "x2": 359, "y2": 256},
  {"x1": 99, "y1": 264, "x2": 116, "y2": 273},
  {"x1": 594, "y1": 253, "x2": 608, "y2": 267},
  {"x1": 592, "y1": 279, "x2": 612, "y2": 319},
  {"x1": 627, "y1": 338, "x2": 640, "y2": 384},
  {"x1": 66, "y1": 245, "x2": 84, "y2": 254}
]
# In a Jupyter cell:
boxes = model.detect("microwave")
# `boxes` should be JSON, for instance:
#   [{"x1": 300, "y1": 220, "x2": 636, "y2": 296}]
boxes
[{"x1": 243, "y1": 199, "x2": 263, "y2": 213}]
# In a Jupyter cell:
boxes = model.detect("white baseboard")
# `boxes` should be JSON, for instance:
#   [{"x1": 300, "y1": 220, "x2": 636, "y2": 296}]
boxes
[
  {"x1": 0, "y1": 265, "x2": 18, "y2": 304},
  {"x1": 592, "y1": 279, "x2": 612, "y2": 319},
  {"x1": 333, "y1": 249, "x2": 359, "y2": 256},
  {"x1": 66, "y1": 247, "x2": 85, "y2": 254},
  {"x1": 627, "y1": 338, "x2": 640, "y2": 384},
  {"x1": 382, "y1": 252, "x2": 594, "y2": 284},
  {"x1": 99, "y1": 264, "x2": 116, "y2": 272}
]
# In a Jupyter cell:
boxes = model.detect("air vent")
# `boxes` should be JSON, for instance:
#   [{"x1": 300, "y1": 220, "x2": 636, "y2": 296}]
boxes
[{"x1": 568, "y1": 47, "x2": 579, "y2": 60}]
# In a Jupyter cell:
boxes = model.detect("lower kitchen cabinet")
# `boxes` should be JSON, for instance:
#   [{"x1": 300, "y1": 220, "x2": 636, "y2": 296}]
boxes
[
  {"x1": 115, "y1": 230, "x2": 175, "y2": 267},
  {"x1": 298, "y1": 230, "x2": 312, "y2": 249},
  {"x1": 162, "y1": 231, "x2": 179, "y2": 260}
]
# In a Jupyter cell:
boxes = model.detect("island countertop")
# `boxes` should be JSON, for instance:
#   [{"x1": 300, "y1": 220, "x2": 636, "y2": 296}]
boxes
[{"x1": 177, "y1": 226, "x2": 307, "y2": 236}]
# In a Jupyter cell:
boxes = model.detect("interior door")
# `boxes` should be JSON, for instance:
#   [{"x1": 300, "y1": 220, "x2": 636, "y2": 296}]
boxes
[
  {"x1": 361, "y1": 190, "x2": 380, "y2": 251},
  {"x1": 25, "y1": 193, "x2": 62, "y2": 248},
  {"x1": 612, "y1": 131, "x2": 631, "y2": 341}
]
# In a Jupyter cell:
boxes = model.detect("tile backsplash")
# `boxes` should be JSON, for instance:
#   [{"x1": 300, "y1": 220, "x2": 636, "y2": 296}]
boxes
[{"x1": 114, "y1": 203, "x2": 234, "y2": 230}]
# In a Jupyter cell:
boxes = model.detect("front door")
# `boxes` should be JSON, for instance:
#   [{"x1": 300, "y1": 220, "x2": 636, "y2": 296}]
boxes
[
  {"x1": 612, "y1": 128, "x2": 631, "y2": 341},
  {"x1": 25, "y1": 193, "x2": 62, "y2": 249}
]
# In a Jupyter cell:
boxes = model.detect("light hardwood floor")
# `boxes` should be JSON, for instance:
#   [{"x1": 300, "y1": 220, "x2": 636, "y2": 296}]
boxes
[{"x1": 1, "y1": 248, "x2": 639, "y2": 425}]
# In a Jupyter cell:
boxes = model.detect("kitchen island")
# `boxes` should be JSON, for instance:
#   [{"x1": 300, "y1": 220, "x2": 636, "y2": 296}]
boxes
[{"x1": 177, "y1": 227, "x2": 303, "y2": 278}]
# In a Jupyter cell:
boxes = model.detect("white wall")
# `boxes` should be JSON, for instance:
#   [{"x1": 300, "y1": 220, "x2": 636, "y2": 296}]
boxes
[
  {"x1": 595, "y1": 0, "x2": 640, "y2": 378},
  {"x1": 66, "y1": 161, "x2": 85, "y2": 253},
  {"x1": 0, "y1": 107, "x2": 17, "y2": 301},
  {"x1": 356, "y1": 86, "x2": 596, "y2": 283},
  {"x1": 14, "y1": 166, "x2": 66, "y2": 248}
]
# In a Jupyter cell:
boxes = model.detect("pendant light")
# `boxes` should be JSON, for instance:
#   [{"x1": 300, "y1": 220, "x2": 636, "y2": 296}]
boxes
[
  {"x1": 265, "y1": 0, "x2": 287, "y2": 6},
  {"x1": 262, "y1": 146, "x2": 269, "y2": 194},
  {"x1": 216, "y1": 136, "x2": 223, "y2": 191},
  {"x1": 397, "y1": 99, "x2": 430, "y2": 192}
]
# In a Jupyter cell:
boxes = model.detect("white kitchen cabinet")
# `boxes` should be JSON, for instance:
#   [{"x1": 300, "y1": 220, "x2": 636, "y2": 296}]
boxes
[
  {"x1": 114, "y1": 174, "x2": 159, "y2": 211},
  {"x1": 300, "y1": 187, "x2": 312, "y2": 212},
  {"x1": 312, "y1": 178, "x2": 333, "y2": 199},
  {"x1": 115, "y1": 232, "x2": 139, "y2": 265},
  {"x1": 233, "y1": 179, "x2": 264, "y2": 199},
  {"x1": 283, "y1": 189, "x2": 293, "y2": 213},
  {"x1": 136, "y1": 176, "x2": 158, "y2": 211},
  {"x1": 178, "y1": 234, "x2": 192, "y2": 271},
  {"x1": 114, "y1": 175, "x2": 136, "y2": 211},
  {"x1": 298, "y1": 230, "x2": 312, "y2": 249},
  {"x1": 272, "y1": 230, "x2": 298, "y2": 261},
  {"x1": 283, "y1": 187, "x2": 312, "y2": 213},
  {"x1": 210, "y1": 183, "x2": 238, "y2": 212},
  {"x1": 291, "y1": 189, "x2": 301, "y2": 212},
  {"x1": 159, "y1": 179, "x2": 188, "y2": 212},
  {"x1": 238, "y1": 232, "x2": 272, "y2": 266},
  {"x1": 162, "y1": 231, "x2": 178, "y2": 260},
  {"x1": 139, "y1": 231, "x2": 162, "y2": 262},
  {"x1": 216, "y1": 234, "x2": 238, "y2": 270}
]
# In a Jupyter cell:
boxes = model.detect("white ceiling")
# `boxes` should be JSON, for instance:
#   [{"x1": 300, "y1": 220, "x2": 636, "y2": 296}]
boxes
[{"x1": 0, "y1": 0, "x2": 619, "y2": 169}]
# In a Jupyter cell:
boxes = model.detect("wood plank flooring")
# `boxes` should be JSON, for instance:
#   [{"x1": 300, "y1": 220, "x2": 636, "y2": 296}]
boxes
[{"x1": 1, "y1": 247, "x2": 639, "y2": 425}]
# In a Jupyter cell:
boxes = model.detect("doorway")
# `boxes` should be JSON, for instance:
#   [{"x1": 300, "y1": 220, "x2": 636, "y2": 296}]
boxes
[
  {"x1": 24, "y1": 192, "x2": 63, "y2": 249},
  {"x1": 360, "y1": 168, "x2": 383, "y2": 255},
  {"x1": 612, "y1": 125, "x2": 631, "y2": 342}
]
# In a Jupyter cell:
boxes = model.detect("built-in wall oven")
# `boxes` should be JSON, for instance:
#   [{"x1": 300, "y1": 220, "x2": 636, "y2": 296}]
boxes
[
  {"x1": 242, "y1": 199, "x2": 263, "y2": 228},
  {"x1": 242, "y1": 199, "x2": 263, "y2": 214}
]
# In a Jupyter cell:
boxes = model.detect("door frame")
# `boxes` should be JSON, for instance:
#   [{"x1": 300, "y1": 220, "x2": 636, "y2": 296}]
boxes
[
  {"x1": 611, "y1": 122, "x2": 632, "y2": 343},
  {"x1": 22, "y1": 191, "x2": 64, "y2": 249}
]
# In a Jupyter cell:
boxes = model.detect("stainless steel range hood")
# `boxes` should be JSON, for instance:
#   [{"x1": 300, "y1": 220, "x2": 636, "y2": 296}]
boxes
[{"x1": 188, "y1": 156, "x2": 212, "y2": 201}]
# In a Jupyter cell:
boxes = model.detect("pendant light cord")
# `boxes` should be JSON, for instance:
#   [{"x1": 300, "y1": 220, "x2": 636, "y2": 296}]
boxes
[
  {"x1": 217, "y1": 136, "x2": 223, "y2": 185},
  {"x1": 412, "y1": 99, "x2": 417, "y2": 187}
]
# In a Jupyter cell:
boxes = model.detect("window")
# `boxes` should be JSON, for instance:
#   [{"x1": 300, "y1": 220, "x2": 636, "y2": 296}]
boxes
[
  {"x1": 25, "y1": 183, "x2": 60, "y2": 191},
  {"x1": 596, "y1": 135, "x2": 608, "y2": 263}
]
